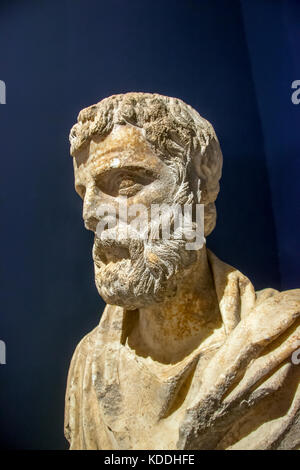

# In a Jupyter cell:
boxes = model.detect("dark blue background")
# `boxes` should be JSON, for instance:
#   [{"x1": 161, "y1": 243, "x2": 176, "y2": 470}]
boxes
[{"x1": 0, "y1": 0, "x2": 299, "y2": 450}]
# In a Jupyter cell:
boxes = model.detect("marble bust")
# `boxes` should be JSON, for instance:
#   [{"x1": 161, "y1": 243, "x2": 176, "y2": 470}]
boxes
[{"x1": 65, "y1": 92, "x2": 300, "y2": 450}]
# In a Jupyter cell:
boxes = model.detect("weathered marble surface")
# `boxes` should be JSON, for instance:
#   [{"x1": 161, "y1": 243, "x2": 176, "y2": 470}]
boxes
[{"x1": 65, "y1": 93, "x2": 300, "y2": 450}]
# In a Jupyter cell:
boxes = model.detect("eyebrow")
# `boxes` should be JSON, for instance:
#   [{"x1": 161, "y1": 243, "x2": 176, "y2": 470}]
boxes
[{"x1": 90, "y1": 146, "x2": 126, "y2": 158}]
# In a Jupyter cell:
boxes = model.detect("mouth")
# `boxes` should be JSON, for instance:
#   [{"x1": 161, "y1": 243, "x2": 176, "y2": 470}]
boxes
[{"x1": 93, "y1": 236, "x2": 131, "y2": 266}]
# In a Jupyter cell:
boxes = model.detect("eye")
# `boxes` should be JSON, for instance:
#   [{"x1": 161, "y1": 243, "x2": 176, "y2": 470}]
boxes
[
  {"x1": 76, "y1": 184, "x2": 86, "y2": 199},
  {"x1": 95, "y1": 168, "x2": 155, "y2": 197}
]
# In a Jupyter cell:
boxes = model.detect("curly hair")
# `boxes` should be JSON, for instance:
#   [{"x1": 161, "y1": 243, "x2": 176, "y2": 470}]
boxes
[{"x1": 69, "y1": 92, "x2": 223, "y2": 236}]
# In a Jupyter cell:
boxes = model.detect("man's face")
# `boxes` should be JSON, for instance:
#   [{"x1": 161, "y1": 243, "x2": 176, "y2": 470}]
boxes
[{"x1": 73, "y1": 124, "x2": 196, "y2": 308}]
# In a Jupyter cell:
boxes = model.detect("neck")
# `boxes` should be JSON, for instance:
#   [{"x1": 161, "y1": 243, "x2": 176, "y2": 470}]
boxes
[{"x1": 127, "y1": 247, "x2": 222, "y2": 364}]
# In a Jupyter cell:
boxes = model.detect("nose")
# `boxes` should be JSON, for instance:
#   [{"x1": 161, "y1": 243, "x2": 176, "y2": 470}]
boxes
[{"x1": 82, "y1": 185, "x2": 100, "y2": 232}]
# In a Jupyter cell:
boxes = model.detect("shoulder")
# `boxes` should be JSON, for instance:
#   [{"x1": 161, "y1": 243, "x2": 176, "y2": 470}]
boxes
[
  {"x1": 247, "y1": 288, "x2": 300, "y2": 340},
  {"x1": 64, "y1": 326, "x2": 99, "y2": 442},
  {"x1": 65, "y1": 324, "x2": 100, "y2": 400},
  {"x1": 69, "y1": 326, "x2": 99, "y2": 365}
]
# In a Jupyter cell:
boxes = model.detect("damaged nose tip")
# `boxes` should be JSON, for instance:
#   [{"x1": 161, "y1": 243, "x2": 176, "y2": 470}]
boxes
[{"x1": 84, "y1": 216, "x2": 99, "y2": 232}]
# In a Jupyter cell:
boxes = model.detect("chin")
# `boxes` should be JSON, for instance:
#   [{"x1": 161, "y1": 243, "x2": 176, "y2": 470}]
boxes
[
  {"x1": 92, "y1": 235, "x2": 197, "y2": 310},
  {"x1": 95, "y1": 278, "x2": 167, "y2": 310}
]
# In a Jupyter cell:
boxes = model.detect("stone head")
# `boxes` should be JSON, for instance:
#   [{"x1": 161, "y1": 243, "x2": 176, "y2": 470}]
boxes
[{"x1": 69, "y1": 93, "x2": 223, "y2": 308}]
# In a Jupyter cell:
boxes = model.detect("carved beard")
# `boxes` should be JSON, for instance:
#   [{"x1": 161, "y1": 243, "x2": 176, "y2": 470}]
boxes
[{"x1": 93, "y1": 230, "x2": 197, "y2": 310}]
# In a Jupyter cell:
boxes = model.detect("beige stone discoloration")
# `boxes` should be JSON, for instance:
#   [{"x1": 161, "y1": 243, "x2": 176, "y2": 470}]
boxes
[{"x1": 65, "y1": 93, "x2": 300, "y2": 450}]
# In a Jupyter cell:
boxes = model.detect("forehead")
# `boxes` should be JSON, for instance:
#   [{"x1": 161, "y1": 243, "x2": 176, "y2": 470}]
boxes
[{"x1": 73, "y1": 124, "x2": 163, "y2": 179}]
